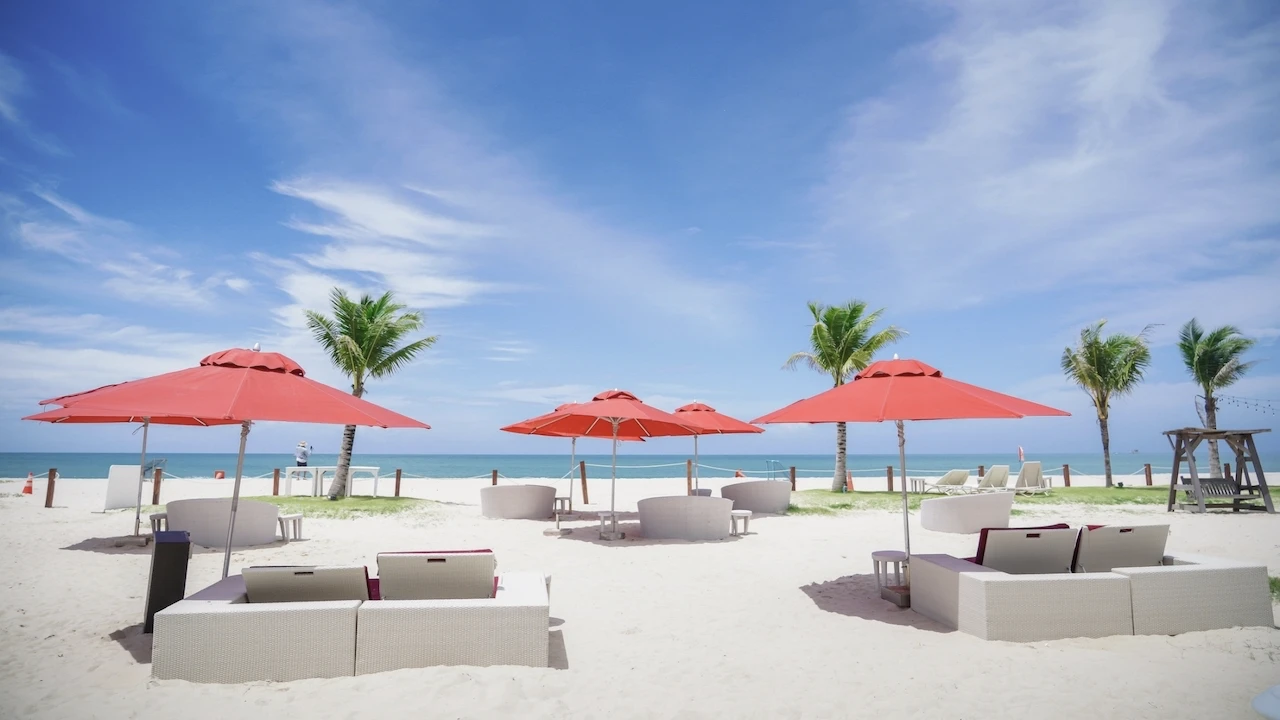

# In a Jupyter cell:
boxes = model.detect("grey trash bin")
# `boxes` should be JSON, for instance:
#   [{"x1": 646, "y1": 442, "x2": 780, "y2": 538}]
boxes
[{"x1": 144, "y1": 530, "x2": 191, "y2": 633}]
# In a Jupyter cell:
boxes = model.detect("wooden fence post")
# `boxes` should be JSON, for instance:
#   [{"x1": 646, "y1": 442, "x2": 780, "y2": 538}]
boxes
[
  {"x1": 1143, "y1": 464, "x2": 1152, "y2": 486},
  {"x1": 152, "y1": 468, "x2": 163, "y2": 505},
  {"x1": 579, "y1": 461, "x2": 589, "y2": 504},
  {"x1": 1224, "y1": 463, "x2": 1231, "y2": 480},
  {"x1": 789, "y1": 466, "x2": 796, "y2": 491},
  {"x1": 686, "y1": 460, "x2": 693, "y2": 496},
  {"x1": 44, "y1": 468, "x2": 56, "y2": 508},
  {"x1": 272, "y1": 468, "x2": 280, "y2": 496},
  {"x1": 1063, "y1": 465, "x2": 1071, "y2": 487},
  {"x1": 395, "y1": 468, "x2": 402, "y2": 497},
  {"x1": 885, "y1": 466, "x2": 893, "y2": 493},
  {"x1": 491, "y1": 469, "x2": 498, "y2": 486},
  {"x1": 978, "y1": 465, "x2": 985, "y2": 478}
]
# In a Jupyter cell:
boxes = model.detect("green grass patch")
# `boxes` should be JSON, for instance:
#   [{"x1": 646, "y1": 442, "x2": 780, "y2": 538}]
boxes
[
  {"x1": 787, "y1": 485, "x2": 1277, "y2": 514},
  {"x1": 1270, "y1": 577, "x2": 1280, "y2": 603},
  {"x1": 248, "y1": 495, "x2": 432, "y2": 519}
]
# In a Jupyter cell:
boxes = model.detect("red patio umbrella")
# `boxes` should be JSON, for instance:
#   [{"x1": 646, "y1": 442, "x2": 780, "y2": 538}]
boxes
[
  {"x1": 505, "y1": 390, "x2": 698, "y2": 539},
  {"x1": 752, "y1": 357, "x2": 1068, "y2": 565},
  {"x1": 26, "y1": 347, "x2": 430, "y2": 577},
  {"x1": 673, "y1": 403, "x2": 763, "y2": 491},
  {"x1": 501, "y1": 402, "x2": 646, "y2": 508}
]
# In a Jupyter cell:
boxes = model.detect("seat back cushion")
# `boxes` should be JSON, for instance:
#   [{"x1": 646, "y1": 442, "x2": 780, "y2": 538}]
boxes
[
  {"x1": 243, "y1": 565, "x2": 370, "y2": 603},
  {"x1": 376, "y1": 550, "x2": 497, "y2": 600},
  {"x1": 1073, "y1": 524, "x2": 1170, "y2": 572},
  {"x1": 974, "y1": 524, "x2": 1076, "y2": 574}
]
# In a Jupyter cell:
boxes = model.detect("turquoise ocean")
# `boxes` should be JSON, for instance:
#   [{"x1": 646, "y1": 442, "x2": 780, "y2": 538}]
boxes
[{"x1": 3, "y1": 451, "x2": 1272, "y2": 480}]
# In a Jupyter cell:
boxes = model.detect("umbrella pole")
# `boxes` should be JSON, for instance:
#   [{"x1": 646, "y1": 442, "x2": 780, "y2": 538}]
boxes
[
  {"x1": 609, "y1": 419, "x2": 619, "y2": 537},
  {"x1": 221, "y1": 421, "x2": 252, "y2": 579},
  {"x1": 132, "y1": 418, "x2": 150, "y2": 537},
  {"x1": 569, "y1": 437, "x2": 576, "y2": 507},
  {"x1": 693, "y1": 435, "x2": 699, "y2": 491},
  {"x1": 897, "y1": 419, "x2": 910, "y2": 565}
]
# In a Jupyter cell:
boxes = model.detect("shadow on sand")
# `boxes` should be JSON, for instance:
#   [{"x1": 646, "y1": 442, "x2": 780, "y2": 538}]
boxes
[
  {"x1": 800, "y1": 574, "x2": 951, "y2": 633},
  {"x1": 62, "y1": 536, "x2": 290, "y2": 556},
  {"x1": 548, "y1": 627, "x2": 569, "y2": 670},
  {"x1": 109, "y1": 623, "x2": 153, "y2": 664}
]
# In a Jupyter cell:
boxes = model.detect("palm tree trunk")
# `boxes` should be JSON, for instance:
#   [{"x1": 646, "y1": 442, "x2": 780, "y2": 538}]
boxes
[
  {"x1": 832, "y1": 422, "x2": 848, "y2": 492},
  {"x1": 327, "y1": 424, "x2": 357, "y2": 498},
  {"x1": 1205, "y1": 394, "x2": 1221, "y2": 478},
  {"x1": 1099, "y1": 415, "x2": 1113, "y2": 488}
]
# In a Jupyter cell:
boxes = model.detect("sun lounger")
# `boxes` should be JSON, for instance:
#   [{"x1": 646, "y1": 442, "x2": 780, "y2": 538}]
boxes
[
  {"x1": 1012, "y1": 461, "x2": 1050, "y2": 495},
  {"x1": 922, "y1": 469, "x2": 971, "y2": 494},
  {"x1": 376, "y1": 550, "x2": 498, "y2": 600},
  {"x1": 973, "y1": 465, "x2": 1010, "y2": 492}
]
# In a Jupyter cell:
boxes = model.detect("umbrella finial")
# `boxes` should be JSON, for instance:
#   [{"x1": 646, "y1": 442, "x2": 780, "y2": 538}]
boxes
[
  {"x1": 252, "y1": 343, "x2": 261, "y2": 352},
  {"x1": 893, "y1": 353, "x2": 899, "y2": 359}
]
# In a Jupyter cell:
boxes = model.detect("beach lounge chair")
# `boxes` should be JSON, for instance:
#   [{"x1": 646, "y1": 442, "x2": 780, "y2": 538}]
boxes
[
  {"x1": 922, "y1": 469, "x2": 971, "y2": 494},
  {"x1": 376, "y1": 550, "x2": 498, "y2": 600},
  {"x1": 1012, "y1": 461, "x2": 1050, "y2": 495},
  {"x1": 973, "y1": 465, "x2": 1010, "y2": 492}
]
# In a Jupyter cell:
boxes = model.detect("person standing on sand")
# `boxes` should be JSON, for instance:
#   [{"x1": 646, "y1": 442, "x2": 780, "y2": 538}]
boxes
[{"x1": 295, "y1": 441, "x2": 311, "y2": 467}]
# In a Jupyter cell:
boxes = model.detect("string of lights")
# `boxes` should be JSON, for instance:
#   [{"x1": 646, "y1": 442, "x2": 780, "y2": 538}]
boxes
[{"x1": 1215, "y1": 394, "x2": 1278, "y2": 416}]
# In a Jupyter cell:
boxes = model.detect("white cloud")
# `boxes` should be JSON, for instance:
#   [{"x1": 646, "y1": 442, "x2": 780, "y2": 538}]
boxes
[
  {"x1": 484, "y1": 383, "x2": 594, "y2": 406},
  {"x1": 817, "y1": 0, "x2": 1280, "y2": 327},
  {"x1": 212, "y1": 2, "x2": 749, "y2": 331},
  {"x1": 0, "y1": 52, "x2": 68, "y2": 155},
  {"x1": 4, "y1": 190, "x2": 243, "y2": 309}
]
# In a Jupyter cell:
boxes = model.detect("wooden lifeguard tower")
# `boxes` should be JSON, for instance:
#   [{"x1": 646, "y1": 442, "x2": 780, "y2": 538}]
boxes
[{"x1": 1164, "y1": 428, "x2": 1273, "y2": 513}]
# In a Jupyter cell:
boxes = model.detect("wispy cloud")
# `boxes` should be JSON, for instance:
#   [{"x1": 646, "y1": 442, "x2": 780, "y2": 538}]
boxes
[
  {"x1": 210, "y1": 1, "x2": 750, "y2": 331},
  {"x1": 484, "y1": 383, "x2": 595, "y2": 406},
  {"x1": 44, "y1": 53, "x2": 135, "y2": 120},
  {"x1": 0, "y1": 52, "x2": 68, "y2": 156},
  {"x1": 4, "y1": 189, "x2": 246, "y2": 308},
  {"x1": 817, "y1": 1, "x2": 1280, "y2": 330}
]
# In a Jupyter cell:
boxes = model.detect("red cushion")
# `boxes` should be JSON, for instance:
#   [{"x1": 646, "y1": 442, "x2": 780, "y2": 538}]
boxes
[
  {"x1": 974, "y1": 524, "x2": 1071, "y2": 565},
  {"x1": 367, "y1": 577, "x2": 380, "y2": 600}
]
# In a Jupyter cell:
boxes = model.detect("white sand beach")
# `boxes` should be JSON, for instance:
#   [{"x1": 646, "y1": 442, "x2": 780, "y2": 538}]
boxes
[{"x1": 1, "y1": 475, "x2": 1277, "y2": 720}]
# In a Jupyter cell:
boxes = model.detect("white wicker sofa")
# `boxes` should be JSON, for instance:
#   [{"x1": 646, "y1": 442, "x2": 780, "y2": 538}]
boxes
[
  {"x1": 153, "y1": 552, "x2": 550, "y2": 683},
  {"x1": 911, "y1": 523, "x2": 1272, "y2": 642}
]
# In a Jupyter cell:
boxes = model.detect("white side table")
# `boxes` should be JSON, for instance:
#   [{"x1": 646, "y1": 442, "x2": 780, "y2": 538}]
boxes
[
  {"x1": 278, "y1": 513, "x2": 303, "y2": 541},
  {"x1": 730, "y1": 509, "x2": 753, "y2": 535},
  {"x1": 872, "y1": 550, "x2": 907, "y2": 589}
]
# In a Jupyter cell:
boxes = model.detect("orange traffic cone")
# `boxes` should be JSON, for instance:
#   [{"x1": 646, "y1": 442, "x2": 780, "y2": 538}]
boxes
[{"x1": 22, "y1": 472, "x2": 33, "y2": 495}]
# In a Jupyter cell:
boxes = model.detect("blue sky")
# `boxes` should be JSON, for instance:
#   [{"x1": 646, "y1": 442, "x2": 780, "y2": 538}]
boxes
[{"x1": 2, "y1": 0, "x2": 1278, "y2": 458}]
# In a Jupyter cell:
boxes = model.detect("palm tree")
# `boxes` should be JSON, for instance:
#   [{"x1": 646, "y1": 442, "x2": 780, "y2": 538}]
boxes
[
  {"x1": 1177, "y1": 319, "x2": 1257, "y2": 477},
  {"x1": 785, "y1": 300, "x2": 905, "y2": 492},
  {"x1": 1060, "y1": 320, "x2": 1153, "y2": 487},
  {"x1": 306, "y1": 289, "x2": 437, "y2": 499}
]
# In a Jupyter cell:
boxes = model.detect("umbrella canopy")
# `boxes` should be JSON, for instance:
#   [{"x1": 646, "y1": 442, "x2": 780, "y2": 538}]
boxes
[
  {"x1": 507, "y1": 390, "x2": 698, "y2": 539},
  {"x1": 752, "y1": 357, "x2": 1068, "y2": 574},
  {"x1": 752, "y1": 358, "x2": 1067, "y2": 424},
  {"x1": 673, "y1": 402, "x2": 763, "y2": 490},
  {"x1": 36, "y1": 348, "x2": 429, "y2": 428},
  {"x1": 27, "y1": 347, "x2": 430, "y2": 576}
]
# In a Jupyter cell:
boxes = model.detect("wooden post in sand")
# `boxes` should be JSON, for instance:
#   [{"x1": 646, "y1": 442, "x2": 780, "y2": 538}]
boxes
[
  {"x1": 978, "y1": 465, "x2": 985, "y2": 478},
  {"x1": 1224, "y1": 462, "x2": 1232, "y2": 481},
  {"x1": 44, "y1": 468, "x2": 56, "y2": 508},
  {"x1": 394, "y1": 469, "x2": 402, "y2": 497},
  {"x1": 152, "y1": 468, "x2": 163, "y2": 505},
  {"x1": 885, "y1": 466, "x2": 893, "y2": 493},
  {"x1": 789, "y1": 466, "x2": 796, "y2": 491},
  {"x1": 579, "y1": 461, "x2": 589, "y2": 504},
  {"x1": 272, "y1": 468, "x2": 280, "y2": 496},
  {"x1": 1144, "y1": 464, "x2": 1153, "y2": 486},
  {"x1": 1062, "y1": 465, "x2": 1071, "y2": 487},
  {"x1": 686, "y1": 460, "x2": 693, "y2": 496},
  {"x1": 491, "y1": 469, "x2": 498, "y2": 486}
]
